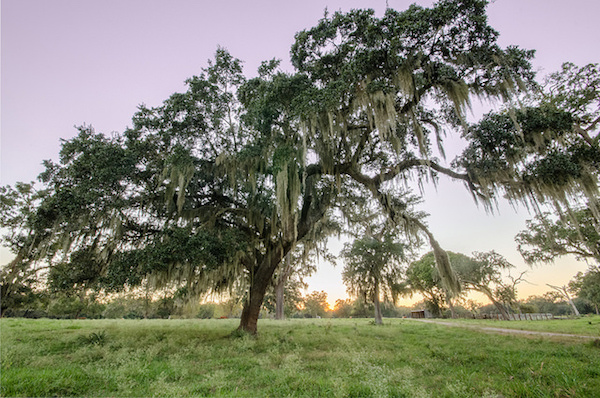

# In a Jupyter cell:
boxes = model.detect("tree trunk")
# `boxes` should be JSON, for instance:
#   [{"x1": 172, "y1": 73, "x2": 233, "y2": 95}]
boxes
[
  {"x1": 476, "y1": 286, "x2": 511, "y2": 320},
  {"x1": 564, "y1": 291, "x2": 580, "y2": 317},
  {"x1": 236, "y1": 185, "x2": 328, "y2": 334},
  {"x1": 238, "y1": 279, "x2": 269, "y2": 334},
  {"x1": 275, "y1": 280, "x2": 285, "y2": 320},
  {"x1": 275, "y1": 254, "x2": 293, "y2": 320},
  {"x1": 373, "y1": 284, "x2": 383, "y2": 325},
  {"x1": 447, "y1": 297, "x2": 457, "y2": 319},
  {"x1": 491, "y1": 299, "x2": 511, "y2": 320},
  {"x1": 238, "y1": 246, "x2": 286, "y2": 334},
  {"x1": 548, "y1": 284, "x2": 580, "y2": 316}
]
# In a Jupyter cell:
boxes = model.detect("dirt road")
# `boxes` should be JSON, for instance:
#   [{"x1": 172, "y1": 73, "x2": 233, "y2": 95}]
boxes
[{"x1": 410, "y1": 318, "x2": 599, "y2": 339}]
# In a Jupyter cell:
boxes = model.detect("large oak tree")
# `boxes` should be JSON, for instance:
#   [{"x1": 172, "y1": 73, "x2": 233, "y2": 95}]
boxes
[{"x1": 5, "y1": 0, "x2": 574, "y2": 333}]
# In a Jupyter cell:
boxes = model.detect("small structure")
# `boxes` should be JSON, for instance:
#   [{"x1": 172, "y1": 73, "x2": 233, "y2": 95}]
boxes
[{"x1": 410, "y1": 309, "x2": 432, "y2": 319}]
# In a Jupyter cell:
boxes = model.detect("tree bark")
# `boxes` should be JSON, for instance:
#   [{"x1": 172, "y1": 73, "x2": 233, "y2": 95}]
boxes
[
  {"x1": 548, "y1": 284, "x2": 580, "y2": 316},
  {"x1": 275, "y1": 280, "x2": 285, "y2": 320},
  {"x1": 567, "y1": 296, "x2": 581, "y2": 316},
  {"x1": 471, "y1": 285, "x2": 511, "y2": 320},
  {"x1": 481, "y1": 289, "x2": 510, "y2": 320},
  {"x1": 447, "y1": 298, "x2": 457, "y2": 319},
  {"x1": 491, "y1": 299, "x2": 511, "y2": 320},
  {"x1": 238, "y1": 245, "x2": 286, "y2": 334},
  {"x1": 238, "y1": 283, "x2": 268, "y2": 334},
  {"x1": 373, "y1": 284, "x2": 383, "y2": 325},
  {"x1": 275, "y1": 254, "x2": 293, "y2": 320}
]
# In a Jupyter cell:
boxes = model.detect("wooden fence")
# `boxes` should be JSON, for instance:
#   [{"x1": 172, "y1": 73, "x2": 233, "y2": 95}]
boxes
[{"x1": 485, "y1": 313, "x2": 554, "y2": 321}]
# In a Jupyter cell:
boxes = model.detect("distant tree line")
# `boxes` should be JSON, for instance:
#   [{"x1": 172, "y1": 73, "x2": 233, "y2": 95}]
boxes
[{"x1": 2, "y1": 279, "x2": 597, "y2": 320}]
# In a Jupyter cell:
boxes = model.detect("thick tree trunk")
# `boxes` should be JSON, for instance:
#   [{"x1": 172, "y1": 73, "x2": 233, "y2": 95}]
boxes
[
  {"x1": 238, "y1": 279, "x2": 270, "y2": 334},
  {"x1": 373, "y1": 284, "x2": 383, "y2": 325},
  {"x1": 238, "y1": 246, "x2": 286, "y2": 334},
  {"x1": 492, "y1": 300, "x2": 511, "y2": 320},
  {"x1": 236, "y1": 183, "x2": 329, "y2": 334},
  {"x1": 476, "y1": 286, "x2": 511, "y2": 320}
]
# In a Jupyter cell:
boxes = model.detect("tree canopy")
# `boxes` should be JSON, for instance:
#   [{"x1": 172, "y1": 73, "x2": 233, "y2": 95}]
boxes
[
  {"x1": 569, "y1": 267, "x2": 600, "y2": 314},
  {"x1": 516, "y1": 207, "x2": 600, "y2": 264},
  {"x1": 456, "y1": 62, "x2": 600, "y2": 216},
  {"x1": 405, "y1": 250, "x2": 518, "y2": 319},
  {"x1": 510, "y1": 63, "x2": 599, "y2": 265}
]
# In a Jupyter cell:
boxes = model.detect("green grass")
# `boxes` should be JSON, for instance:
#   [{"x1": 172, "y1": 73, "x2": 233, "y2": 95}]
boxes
[
  {"x1": 2, "y1": 318, "x2": 600, "y2": 397},
  {"x1": 431, "y1": 315, "x2": 600, "y2": 336}
]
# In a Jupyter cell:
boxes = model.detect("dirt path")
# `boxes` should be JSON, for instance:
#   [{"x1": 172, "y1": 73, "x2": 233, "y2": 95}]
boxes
[{"x1": 409, "y1": 319, "x2": 598, "y2": 339}]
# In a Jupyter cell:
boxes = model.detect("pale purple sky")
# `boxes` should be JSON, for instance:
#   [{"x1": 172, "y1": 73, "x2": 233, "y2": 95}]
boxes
[{"x1": 2, "y1": 0, "x2": 599, "y2": 305}]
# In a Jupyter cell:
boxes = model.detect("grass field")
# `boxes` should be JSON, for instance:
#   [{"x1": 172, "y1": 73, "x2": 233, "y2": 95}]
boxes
[{"x1": 2, "y1": 317, "x2": 599, "y2": 397}]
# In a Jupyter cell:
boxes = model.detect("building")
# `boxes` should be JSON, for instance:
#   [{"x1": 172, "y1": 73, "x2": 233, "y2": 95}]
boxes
[{"x1": 410, "y1": 309, "x2": 432, "y2": 319}]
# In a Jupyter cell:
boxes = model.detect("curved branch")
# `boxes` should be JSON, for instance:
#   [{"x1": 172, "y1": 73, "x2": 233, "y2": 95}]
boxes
[{"x1": 344, "y1": 166, "x2": 461, "y2": 295}]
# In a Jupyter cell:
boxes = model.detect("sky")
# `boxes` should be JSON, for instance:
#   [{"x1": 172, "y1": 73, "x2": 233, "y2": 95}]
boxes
[{"x1": 2, "y1": 0, "x2": 599, "y2": 307}]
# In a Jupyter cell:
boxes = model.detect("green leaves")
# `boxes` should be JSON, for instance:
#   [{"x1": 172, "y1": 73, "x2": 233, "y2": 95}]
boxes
[
  {"x1": 545, "y1": 62, "x2": 600, "y2": 126},
  {"x1": 569, "y1": 267, "x2": 600, "y2": 310},
  {"x1": 341, "y1": 234, "x2": 407, "y2": 303},
  {"x1": 516, "y1": 208, "x2": 600, "y2": 263}
]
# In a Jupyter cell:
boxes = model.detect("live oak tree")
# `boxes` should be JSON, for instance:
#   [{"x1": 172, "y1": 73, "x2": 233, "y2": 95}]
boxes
[
  {"x1": 264, "y1": 272, "x2": 306, "y2": 319},
  {"x1": 404, "y1": 256, "x2": 445, "y2": 317},
  {"x1": 342, "y1": 232, "x2": 408, "y2": 325},
  {"x1": 6, "y1": 0, "x2": 554, "y2": 333},
  {"x1": 406, "y1": 251, "x2": 517, "y2": 319},
  {"x1": 264, "y1": 246, "x2": 326, "y2": 320},
  {"x1": 286, "y1": 0, "x2": 537, "y2": 302},
  {"x1": 302, "y1": 290, "x2": 330, "y2": 318},
  {"x1": 268, "y1": 214, "x2": 338, "y2": 320},
  {"x1": 452, "y1": 251, "x2": 518, "y2": 320},
  {"x1": 404, "y1": 251, "x2": 465, "y2": 317}
]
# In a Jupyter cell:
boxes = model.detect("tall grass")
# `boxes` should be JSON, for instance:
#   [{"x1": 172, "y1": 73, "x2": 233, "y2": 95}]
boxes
[{"x1": 2, "y1": 318, "x2": 599, "y2": 397}]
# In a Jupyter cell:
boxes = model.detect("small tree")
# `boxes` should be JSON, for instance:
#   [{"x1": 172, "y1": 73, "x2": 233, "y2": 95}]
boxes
[
  {"x1": 302, "y1": 290, "x2": 329, "y2": 318},
  {"x1": 407, "y1": 250, "x2": 518, "y2": 319},
  {"x1": 263, "y1": 273, "x2": 305, "y2": 319},
  {"x1": 342, "y1": 234, "x2": 407, "y2": 324},
  {"x1": 454, "y1": 251, "x2": 519, "y2": 319}
]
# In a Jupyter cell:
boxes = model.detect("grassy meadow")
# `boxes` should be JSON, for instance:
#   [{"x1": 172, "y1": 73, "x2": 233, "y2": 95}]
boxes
[{"x1": 1, "y1": 317, "x2": 600, "y2": 397}]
